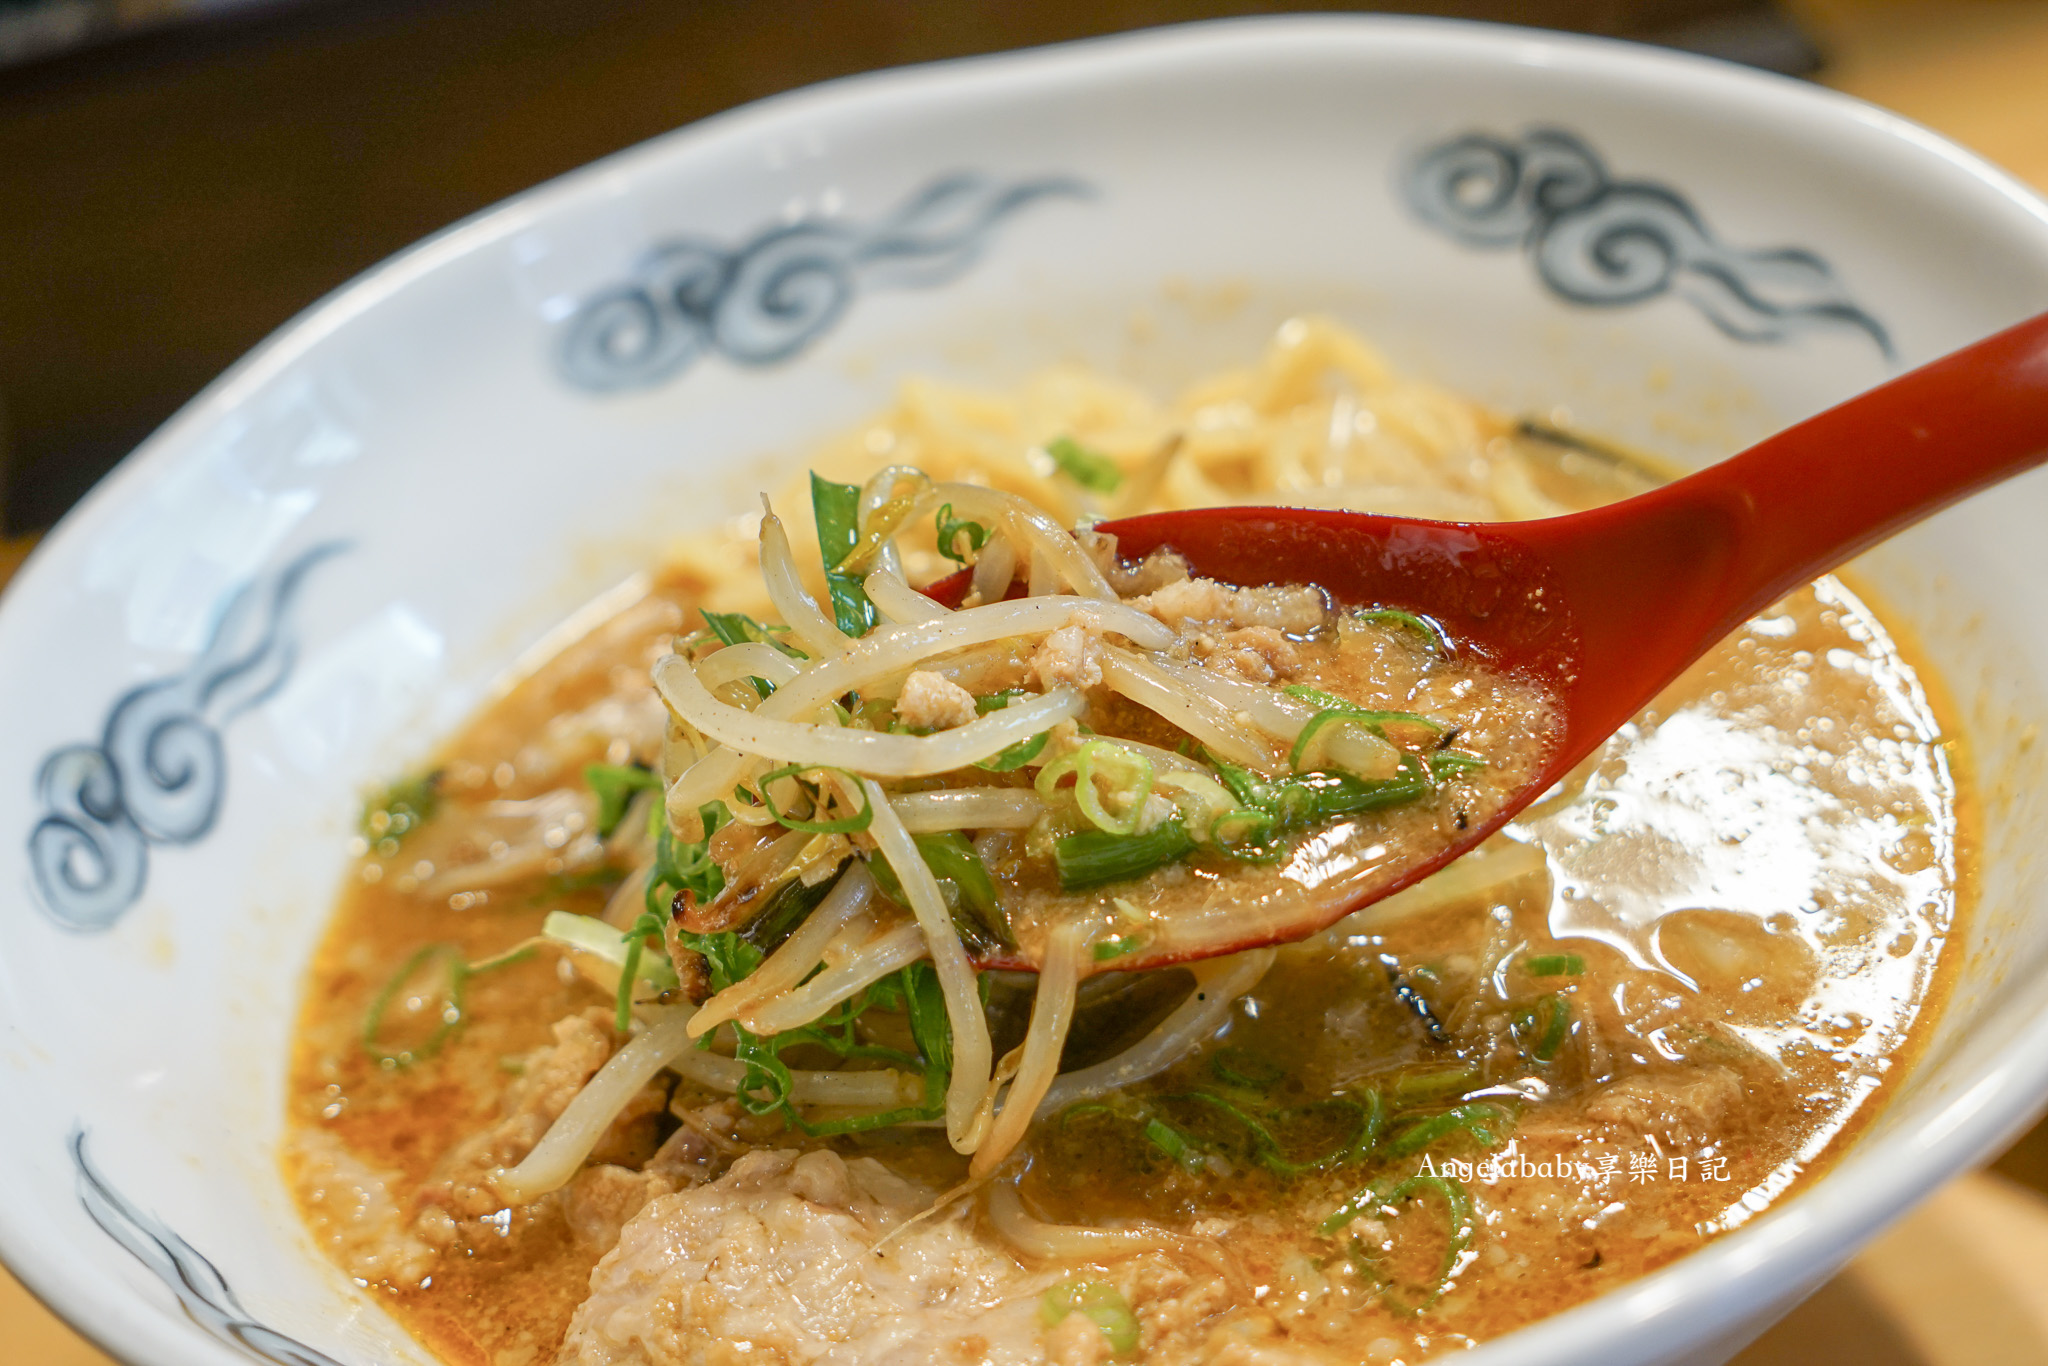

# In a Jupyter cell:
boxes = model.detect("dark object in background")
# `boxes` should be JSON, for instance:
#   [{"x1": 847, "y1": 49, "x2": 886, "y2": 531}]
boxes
[
  {"x1": 0, "y1": 0, "x2": 1818, "y2": 534},
  {"x1": 0, "y1": 1, "x2": 305, "y2": 71}
]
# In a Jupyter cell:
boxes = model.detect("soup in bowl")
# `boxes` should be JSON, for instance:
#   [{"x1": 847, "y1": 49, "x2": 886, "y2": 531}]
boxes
[{"x1": 1, "y1": 16, "x2": 2047, "y2": 1366}]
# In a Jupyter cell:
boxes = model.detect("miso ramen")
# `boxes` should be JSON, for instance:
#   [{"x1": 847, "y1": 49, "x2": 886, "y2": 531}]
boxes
[{"x1": 286, "y1": 319, "x2": 1962, "y2": 1366}]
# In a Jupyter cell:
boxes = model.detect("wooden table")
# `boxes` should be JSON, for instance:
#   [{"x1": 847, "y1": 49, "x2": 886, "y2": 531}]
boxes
[{"x1": 7, "y1": 2, "x2": 2048, "y2": 1360}]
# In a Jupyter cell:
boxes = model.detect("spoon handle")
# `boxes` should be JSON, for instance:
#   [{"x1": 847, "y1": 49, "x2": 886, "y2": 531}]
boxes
[{"x1": 1522, "y1": 308, "x2": 2048, "y2": 739}]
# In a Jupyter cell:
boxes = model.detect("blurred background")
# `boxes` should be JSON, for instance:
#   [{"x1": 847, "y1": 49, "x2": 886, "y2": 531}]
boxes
[
  {"x1": 4, "y1": 0, "x2": 2042, "y2": 537},
  {"x1": 3, "y1": 1, "x2": 2047, "y2": 1362}
]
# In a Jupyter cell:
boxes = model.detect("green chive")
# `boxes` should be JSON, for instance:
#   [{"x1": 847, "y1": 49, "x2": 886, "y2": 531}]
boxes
[
  {"x1": 700, "y1": 610, "x2": 807, "y2": 697},
  {"x1": 811, "y1": 473, "x2": 877, "y2": 637},
  {"x1": 584, "y1": 762, "x2": 663, "y2": 838},
  {"x1": 900, "y1": 961, "x2": 954, "y2": 1075},
  {"x1": 870, "y1": 832, "x2": 1013, "y2": 952},
  {"x1": 737, "y1": 868, "x2": 845, "y2": 957},
  {"x1": 1216, "y1": 758, "x2": 1433, "y2": 836},
  {"x1": 1522, "y1": 953, "x2": 1585, "y2": 977},
  {"x1": 1055, "y1": 820, "x2": 1195, "y2": 891}
]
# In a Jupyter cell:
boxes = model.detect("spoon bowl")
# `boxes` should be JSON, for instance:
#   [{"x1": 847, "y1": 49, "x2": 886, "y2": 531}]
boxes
[{"x1": 1084, "y1": 307, "x2": 2048, "y2": 962}]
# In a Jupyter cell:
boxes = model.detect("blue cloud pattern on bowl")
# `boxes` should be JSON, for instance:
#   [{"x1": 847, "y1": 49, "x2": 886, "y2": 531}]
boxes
[
  {"x1": 28, "y1": 542, "x2": 348, "y2": 932},
  {"x1": 1403, "y1": 126, "x2": 1893, "y2": 358},
  {"x1": 556, "y1": 171, "x2": 1095, "y2": 393},
  {"x1": 73, "y1": 1130, "x2": 346, "y2": 1366}
]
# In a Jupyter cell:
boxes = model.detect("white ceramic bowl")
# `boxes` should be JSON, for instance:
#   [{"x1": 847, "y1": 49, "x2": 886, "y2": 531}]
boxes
[{"x1": 5, "y1": 16, "x2": 2048, "y2": 1366}]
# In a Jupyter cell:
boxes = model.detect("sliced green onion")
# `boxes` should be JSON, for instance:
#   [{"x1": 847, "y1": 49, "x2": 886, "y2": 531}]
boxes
[
  {"x1": 701, "y1": 611, "x2": 806, "y2": 696},
  {"x1": 1210, "y1": 1049, "x2": 1286, "y2": 1090},
  {"x1": 1207, "y1": 807, "x2": 1278, "y2": 856},
  {"x1": 1358, "y1": 608, "x2": 1450, "y2": 654},
  {"x1": 646, "y1": 801, "x2": 729, "y2": 918},
  {"x1": 1037, "y1": 740, "x2": 1156, "y2": 836},
  {"x1": 1045, "y1": 436, "x2": 1123, "y2": 494},
  {"x1": 674, "y1": 927, "x2": 761, "y2": 996},
  {"x1": 1058, "y1": 1101, "x2": 1119, "y2": 1131},
  {"x1": 1287, "y1": 707, "x2": 1444, "y2": 771},
  {"x1": 871, "y1": 832, "x2": 1013, "y2": 952},
  {"x1": 1383, "y1": 1102, "x2": 1513, "y2": 1158},
  {"x1": 1426, "y1": 750, "x2": 1488, "y2": 781},
  {"x1": 1040, "y1": 1280, "x2": 1140, "y2": 1354},
  {"x1": 1327, "y1": 1176, "x2": 1474, "y2": 1314},
  {"x1": 1055, "y1": 820, "x2": 1195, "y2": 891},
  {"x1": 1075, "y1": 743, "x2": 1154, "y2": 835},
  {"x1": 1093, "y1": 935, "x2": 1146, "y2": 962},
  {"x1": 361, "y1": 943, "x2": 466, "y2": 1069},
  {"x1": 935, "y1": 503, "x2": 989, "y2": 564},
  {"x1": 811, "y1": 473, "x2": 877, "y2": 637},
  {"x1": 972, "y1": 692, "x2": 1050, "y2": 771},
  {"x1": 1513, "y1": 993, "x2": 1572, "y2": 1063},
  {"x1": 584, "y1": 763, "x2": 663, "y2": 838},
  {"x1": 361, "y1": 771, "x2": 439, "y2": 851},
  {"x1": 463, "y1": 943, "x2": 539, "y2": 976},
  {"x1": 977, "y1": 733, "x2": 1049, "y2": 772},
  {"x1": 1387, "y1": 1062, "x2": 1482, "y2": 1105},
  {"x1": 1143, "y1": 1116, "x2": 1204, "y2": 1171},
  {"x1": 722, "y1": 958, "x2": 956, "y2": 1138},
  {"x1": 756, "y1": 763, "x2": 874, "y2": 834},
  {"x1": 541, "y1": 911, "x2": 682, "y2": 991},
  {"x1": 1179, "y1": 1090, "x2": 1377, "y2": 1176},
  {"x1": 1522, "y1": 953, "x2": 1585, "y2": 977}
]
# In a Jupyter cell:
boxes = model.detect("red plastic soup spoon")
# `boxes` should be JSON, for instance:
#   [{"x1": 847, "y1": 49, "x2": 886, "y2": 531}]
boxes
[{"x1": 1083, "y1": 308, "x2": 2048, "y2": 956}]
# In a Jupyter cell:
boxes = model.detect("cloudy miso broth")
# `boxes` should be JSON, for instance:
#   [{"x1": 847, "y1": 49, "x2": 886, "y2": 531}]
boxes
[{"x1": 284, "y1": 321, "x2": 1963, "y2": 1365}]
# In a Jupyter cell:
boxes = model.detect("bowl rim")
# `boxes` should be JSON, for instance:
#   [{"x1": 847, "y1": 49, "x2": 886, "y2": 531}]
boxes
[{"x1": 6, "y1": 13, "x2": 2048, "y2": 1366}]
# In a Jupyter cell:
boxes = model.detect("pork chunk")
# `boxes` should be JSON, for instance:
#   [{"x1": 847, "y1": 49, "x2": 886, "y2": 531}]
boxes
[
  {"x1": 1585, "y1": 1065, "x2": 1744, "y2": 1148},
  {"x1": 896, "y1": 670, "x2": 982, "y2": 731},
  {"x1": 564, "y1": 1165, "x2": 678, "y2": 1253},
  {"x1": 558, "y1": 1149, "x2": 1050, "y2": 1366},
  {"x1": 1031, "y1": 624, "x2": 1104, "y2": 691},
  {"x1": 1129, "y1": 578, "x2": 1331, "y2": 635},
  {"x1": 289, "y1": 1128, "x2": 437, "y2": 1288},
  {"x1": 1191, "y1": 627, "x2": 1303, "y2": 684},
  {"x1": 417, "y1": 1007, "x2": 617, "y2": 1226}
]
